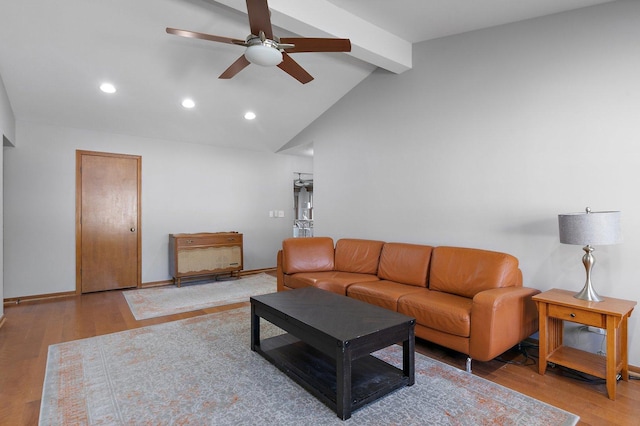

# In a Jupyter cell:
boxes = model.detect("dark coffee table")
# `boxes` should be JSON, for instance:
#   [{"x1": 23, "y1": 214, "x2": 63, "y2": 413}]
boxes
[{"x1": 250, "y1": 287, "x2": 415, "y2": 420}]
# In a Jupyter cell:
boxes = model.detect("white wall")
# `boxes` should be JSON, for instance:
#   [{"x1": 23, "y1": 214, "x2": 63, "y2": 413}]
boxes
[
  {"x1": 0, "y1": 72, "x2": 15, "y2": 144},
  {"x1": 291, "y1": 1, "x2": 640, "y2": 364},
  {"x1": 0, "y1": 72, "x2": 16, "y2": 320},
  {"x1": 3, "y1": 121, "x2": 311, "y2": 298}
]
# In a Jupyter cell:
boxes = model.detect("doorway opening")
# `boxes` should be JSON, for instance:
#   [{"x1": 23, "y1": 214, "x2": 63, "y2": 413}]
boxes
[{"x1": 293, "y1": 172, "x2": 313, "y2": 237}]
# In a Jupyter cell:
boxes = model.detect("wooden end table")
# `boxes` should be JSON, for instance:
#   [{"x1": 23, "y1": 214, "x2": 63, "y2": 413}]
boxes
[{"x1": 533, "y1": 289, "x2": 636, "y2": 400}]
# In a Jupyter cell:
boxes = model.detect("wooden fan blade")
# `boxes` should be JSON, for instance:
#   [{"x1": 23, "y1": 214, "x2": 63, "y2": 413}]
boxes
[
  {"x1": 279, "y1": 38, "x2": 351, "y2": 53},
  {"x1": 246, "y1": 0, "x2": 273, "y2": 39},
  {"x1": 219, "y1": 55, "x2": 251, "y2": 79},
  {"x1": 166, "y1": 28, "x2": 246, "y2": 46},
  {"x1": 277, "y1": 53, "x2": 313, "y2": 84}
]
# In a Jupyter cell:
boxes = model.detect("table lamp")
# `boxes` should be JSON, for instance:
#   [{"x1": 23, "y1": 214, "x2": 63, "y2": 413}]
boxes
[{"x1": 558, "y1": 207, "x2": 622, "y2": 302}]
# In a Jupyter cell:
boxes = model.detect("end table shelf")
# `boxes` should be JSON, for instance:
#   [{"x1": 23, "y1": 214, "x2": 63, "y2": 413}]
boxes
[
  {"x1": 533, "y1": 289, "x2": 636, "y2": 400},
  {"x1": 547, "y1": 346, "x2": 607, "y2": 379}
]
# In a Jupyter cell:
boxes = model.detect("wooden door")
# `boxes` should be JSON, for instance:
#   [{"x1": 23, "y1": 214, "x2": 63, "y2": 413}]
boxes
[{"x1": 76, "y1": 150, "x2": 141, "y2": 293}]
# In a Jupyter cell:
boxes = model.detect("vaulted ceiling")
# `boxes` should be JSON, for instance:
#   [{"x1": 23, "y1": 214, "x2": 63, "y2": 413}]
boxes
[{"x1": 0, "y1": 0, "x2": 616, "y2": 154}]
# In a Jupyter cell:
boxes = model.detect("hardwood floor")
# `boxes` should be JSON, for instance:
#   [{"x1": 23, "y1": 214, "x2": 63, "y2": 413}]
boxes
[{"x1": 1, "y1": 287, "x2": 638, "y2": 425}]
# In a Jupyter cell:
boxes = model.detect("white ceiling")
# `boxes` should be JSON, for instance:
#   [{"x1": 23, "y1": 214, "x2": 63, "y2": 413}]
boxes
[{"x1": 0, "y1": 0, "x2": 616, "y2": 154}]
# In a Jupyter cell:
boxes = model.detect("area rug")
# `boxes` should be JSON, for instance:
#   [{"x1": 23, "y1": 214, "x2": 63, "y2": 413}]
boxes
[
  {"x1": 123, "y1": 273, "x2": 276, "y2": 320},
  {"x1": 39, "y1": 307, "x2": 579, "y2": 425}
]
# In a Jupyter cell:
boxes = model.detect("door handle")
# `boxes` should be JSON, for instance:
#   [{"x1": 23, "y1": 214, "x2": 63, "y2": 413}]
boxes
[{"x1": 130, "y1": 228, "x2": 136, "y2": 232}]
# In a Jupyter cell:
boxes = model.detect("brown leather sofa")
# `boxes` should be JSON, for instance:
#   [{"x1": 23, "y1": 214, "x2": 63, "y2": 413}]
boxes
[{"x1": 276, "y1": 237, "x2": 540, "y2": 372}]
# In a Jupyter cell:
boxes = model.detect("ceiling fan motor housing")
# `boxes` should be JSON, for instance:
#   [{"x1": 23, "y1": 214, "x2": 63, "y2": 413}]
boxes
[{"x1": 244, "y1": 37, "x2": 283, "y2": 66}]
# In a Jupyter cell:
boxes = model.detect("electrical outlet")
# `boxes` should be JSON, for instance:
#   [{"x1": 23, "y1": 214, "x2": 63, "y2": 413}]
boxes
[{"x1": 587, "y1": 326, "x2": 606, "y2": 335}]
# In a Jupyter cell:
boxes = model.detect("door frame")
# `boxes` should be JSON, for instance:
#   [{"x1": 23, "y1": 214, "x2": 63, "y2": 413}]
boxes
[{"x1": 75, "y1": 150, "x2": 142, "y2": 294}]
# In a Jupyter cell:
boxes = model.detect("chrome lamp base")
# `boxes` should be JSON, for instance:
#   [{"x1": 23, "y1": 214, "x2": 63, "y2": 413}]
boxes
[{"x1": 573, "y1": 245, "x2": 604, "y2": 302}]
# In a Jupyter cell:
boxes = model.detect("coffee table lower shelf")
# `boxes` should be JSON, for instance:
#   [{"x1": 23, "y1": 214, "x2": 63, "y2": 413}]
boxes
[{"x1": 257, "y1": 333, "x2": 410, "y2": 416}]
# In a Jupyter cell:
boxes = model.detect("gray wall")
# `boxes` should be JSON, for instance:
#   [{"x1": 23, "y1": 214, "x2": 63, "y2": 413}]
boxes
[
  {"x1": 291, "y1": 1, "x2": 640, "y2": 363},
  {"x1": 3, "y1": 121, "x2": 311, "y2": 297}
]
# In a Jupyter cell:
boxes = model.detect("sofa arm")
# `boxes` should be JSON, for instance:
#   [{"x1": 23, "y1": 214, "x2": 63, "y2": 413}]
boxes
[
  {"x1": 469, "y1": 287, "x2": 541, "y2": 362},
  {"x1": 276, "y1": 250, "x2": 285, "y2": 292}
]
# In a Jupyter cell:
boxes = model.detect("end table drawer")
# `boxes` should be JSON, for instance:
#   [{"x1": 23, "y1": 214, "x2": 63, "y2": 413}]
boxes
[{"x1": 548, "y1": 304, "x2": 605, "y2": 328}]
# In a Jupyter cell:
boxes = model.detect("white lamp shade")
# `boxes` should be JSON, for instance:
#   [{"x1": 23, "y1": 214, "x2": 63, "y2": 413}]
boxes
[
  {"x1": 558, "y1": 210, "x2": 622, "y2": 246},
  {"x1": 244, "y1": 44, "x2": 283, "y2": 67}
]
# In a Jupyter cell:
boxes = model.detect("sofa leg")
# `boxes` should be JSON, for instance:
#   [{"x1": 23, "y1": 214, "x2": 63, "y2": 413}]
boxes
[{"x1": 466, "y1": 357, "x2": 472, "y2": 373}]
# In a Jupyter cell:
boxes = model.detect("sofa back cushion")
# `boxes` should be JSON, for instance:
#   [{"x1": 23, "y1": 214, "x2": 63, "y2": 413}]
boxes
[
  {"x1": 282, "y1": 237, "x2": 335, "y2": 274},
  {"x1": 429, "y1": 246, "x2": 523, "y2": 298},
  {"x1": 335, "y1": 239, "x2": 385, "y2": 274},
  {"x1": 377, "y1": 243, "x2": 433, "y2": 287}
]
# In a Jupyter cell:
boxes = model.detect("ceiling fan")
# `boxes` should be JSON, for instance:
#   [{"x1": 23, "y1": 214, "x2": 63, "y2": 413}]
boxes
[{"x1": 166, "y1": 0, "x2": 351, "y2": 84}]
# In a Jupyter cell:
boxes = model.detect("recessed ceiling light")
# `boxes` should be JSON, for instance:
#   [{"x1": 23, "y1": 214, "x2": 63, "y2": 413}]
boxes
[
  {"x1": 182, "y1": 98, "x2": 195, "y2": 109},
  {"x1": 99, "y1": 83, "x2": 116, "y2": 94},
  {"x1": 244, "y1": 111, "x2": 256, "y2": 120}
]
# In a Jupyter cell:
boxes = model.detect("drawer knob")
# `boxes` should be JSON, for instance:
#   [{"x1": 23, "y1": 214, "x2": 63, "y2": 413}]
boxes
[{"x1": 570, "y1": 313, "x2": 576, "y2": 318}]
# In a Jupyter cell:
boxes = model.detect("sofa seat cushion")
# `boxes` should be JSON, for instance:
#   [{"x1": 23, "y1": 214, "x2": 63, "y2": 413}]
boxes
[
  {"x1": 335, "y1": 239, "x2": 385, "y2": 274},
  {"x1": 284, "y1": 271, "x2": 379, "y2": 295},
  {"x1": 377, "y1": 243, "x2": 433, "y2": 287},
  {"x1": 347, "y1": 281, "x2": 426, "y2": 312},
  {"x1": 397, "y1": 290, "x2": 473, "y2": 338}
]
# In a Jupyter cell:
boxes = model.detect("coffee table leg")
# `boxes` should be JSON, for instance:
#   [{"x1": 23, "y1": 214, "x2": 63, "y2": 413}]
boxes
[
  {"x1": 250, "y1": 303, "x2": 260, "y2": 351},
  {"x1": 404, "y1": 323, "x2": 415, "y2": 386},
  {"x1": 336, "y1": 342, "x2": 353, "y2": 420}
]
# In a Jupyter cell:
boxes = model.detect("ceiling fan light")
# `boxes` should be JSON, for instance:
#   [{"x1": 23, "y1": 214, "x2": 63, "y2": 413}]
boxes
[{"x1": 245, "y1": 44, "x2": 283, "y2": 67}]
